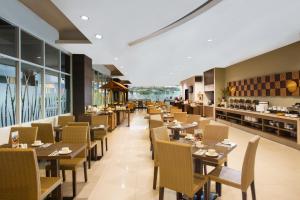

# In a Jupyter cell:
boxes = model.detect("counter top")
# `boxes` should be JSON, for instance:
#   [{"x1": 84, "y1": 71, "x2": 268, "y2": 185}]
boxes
[{"x1": 216, "y1": 107, "x2": 300, "y2": 122}]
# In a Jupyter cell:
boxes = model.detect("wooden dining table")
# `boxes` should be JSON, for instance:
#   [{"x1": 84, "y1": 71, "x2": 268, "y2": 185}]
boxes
[
  {"x1": 0, "y1": 143, "x2": 86, "y2": 200},
  {"x1": 167, "y1": 123, "x2": 198, "y2": 140},
  {"x1": 176, "y1": 138, "x2": 237, "y2": 198}
]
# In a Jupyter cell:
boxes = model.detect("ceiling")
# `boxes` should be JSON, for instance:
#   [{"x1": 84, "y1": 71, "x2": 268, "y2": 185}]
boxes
[{"x1": 51, "y1": 0, "x2": 300, "y2": 86}]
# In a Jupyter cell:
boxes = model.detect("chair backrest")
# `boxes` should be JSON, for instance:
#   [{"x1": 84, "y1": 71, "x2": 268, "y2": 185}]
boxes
[
  {"x1": 91, "y1": 115, "x2": 108, "y2": 126},
  {"x1": 149, "y1": 119, "x2": 164, "y2": 130},
  {"x1": 152, "y1": 127, "x2": 170, "y2": 165},
  {"x1": 67, "y1": 122, "x2": 91, "y2": 147},
  {"x1": 62, "y1": 126, "x2": 88, "y2": 157},
  {"x1": 241, "y1": 136, "x2": 260, "y2": 191},
  {"x1": 0, "y1": 148, "x2": 40, "y2": 200},
  {"x1": 202, "y1": 124, "x2": 228, "y2": 143},
  {"x1": 31, "y1": 123, "x2": 55, "y2": 144},
  {"x1": 170, "y1": 107, "x2": 182, "y2": 114},
  {"x1": 156, "y1": 140, "x2": 194, "y2": 197},
  {"x1": 173, "y1": 112, "x2": 187, "y2": 123},
  {"x1": 187, "y1": 114, "x2": 201, "y2": 123},
  {"x1": 57, "y1": 115, "x2": 75, "y2": 127},
  {"x1": 9, "y1": 127, "x2": 38, "y2": 144},
  {"x1": 198, "y1": 119, "x2": 211, "y2": 130},
  {"x1": 148, "y1": 107, "x2": 161, "y2": 115}
]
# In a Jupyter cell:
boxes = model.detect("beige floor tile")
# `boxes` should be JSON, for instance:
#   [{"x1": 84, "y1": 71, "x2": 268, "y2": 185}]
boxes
[{"x1": 65, "y1": 110, "x2": 300, "y2": 200}]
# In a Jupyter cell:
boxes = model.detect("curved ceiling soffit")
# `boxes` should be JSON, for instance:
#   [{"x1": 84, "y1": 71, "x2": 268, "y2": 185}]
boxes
[{"x1": 128, "y1": 0, "x2": 222, "y2": 46}]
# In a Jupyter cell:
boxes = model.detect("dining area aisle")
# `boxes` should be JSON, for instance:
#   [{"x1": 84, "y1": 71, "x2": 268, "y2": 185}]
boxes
[{"x1": 74, "y1": 110, "x2": 300, "y2": 200}]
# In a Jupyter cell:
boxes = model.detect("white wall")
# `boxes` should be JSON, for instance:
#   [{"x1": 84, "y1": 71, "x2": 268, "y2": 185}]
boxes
[
  {"x1": 180, "y1": 76, "x2": 204, "y2": 102},
  {"x1": 0, "y1": 0, "x2": 62, "y2": 144}
]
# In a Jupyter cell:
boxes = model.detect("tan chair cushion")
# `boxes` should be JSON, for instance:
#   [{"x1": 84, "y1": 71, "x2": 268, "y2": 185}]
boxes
[
  {"x1": 208, "y1": 166, "x2": 241, "y2": 189},
  {"x1": 60, "y1": 158, "x2": 86, "y2": 170},
  {"x1": 40, "y1": 177, "x2": 62, "y2": 199}
]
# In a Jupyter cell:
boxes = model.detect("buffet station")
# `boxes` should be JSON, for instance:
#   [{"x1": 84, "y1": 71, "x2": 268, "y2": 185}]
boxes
[{"x1": 214, "y1": 70, "x2": 300, "y2": 149}]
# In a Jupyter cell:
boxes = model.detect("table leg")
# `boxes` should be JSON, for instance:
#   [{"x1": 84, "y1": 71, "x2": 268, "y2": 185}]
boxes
[
  {"x1": 127, "y1": 111, "x2": 130, "y2": 127},
  {"x1": 50, "y1": 159, "x2": 62, "y2": 199},
  {"x1": 55, "y1": 131, "x2": 60, "y2": 142}
]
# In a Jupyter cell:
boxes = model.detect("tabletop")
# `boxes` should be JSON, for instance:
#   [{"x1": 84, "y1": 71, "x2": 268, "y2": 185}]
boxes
[{"x1": 0, "y1": 143, "x2": 86, "y2": 160}]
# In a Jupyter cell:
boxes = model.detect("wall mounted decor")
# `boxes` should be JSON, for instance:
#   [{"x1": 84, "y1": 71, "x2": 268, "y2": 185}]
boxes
[{"x1": 228, "y1": 71, "x2": 300, "y2": 97}]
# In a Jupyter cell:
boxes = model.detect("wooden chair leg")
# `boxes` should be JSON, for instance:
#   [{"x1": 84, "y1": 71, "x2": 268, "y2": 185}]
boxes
[
  {"x1": 242, "y1": 191, "x2": 247, "y2": 200},
  {"x1": 88, "y1": 150, "x2": 91, "y2": 169},
  {"x1": 101, "y1": 140, "x2": 104, "y2": 156},
  {"x1": 206, "y1": 180, "x2": 211, "y2": 200},
  {"x1": 176, "y1": 192, "x2": 182, "y2": 200},
  {"x1": 204, "y1": 165, "x2": 208, "y2": 175},
  {"x1": 52, "y1": 183, "x2": 62, "y2": 200},
  {"x1": 105, "y1": 137, "x2": 108, "y2": 151},
  {"x1": 251, "y1": 181, "x2": 256, "y2": 200},
  {"x1": 216, "y1": 182, "x2": 222, "y2": 196},
  {"x1": 83, "y1": 161, "x2": 88, "y2": 182},
  {"x1": 153, "y1": 166, "x2": 158, "y2": 190},
  {"x1": 62, "y1": 170, "x2": 66, "y2": 182},
  {"x1": 224, "y1": 161, "x2": 228, "y2": 166},
  {"x1": 152, "y1": 149, "x2": 154, "y2": 160},
  {"x1": 159, "y1": 187, "x2": 164, "y2": 200},
  {"x1": 72, "y1": 170, "x2": 77, "y2": 198}
]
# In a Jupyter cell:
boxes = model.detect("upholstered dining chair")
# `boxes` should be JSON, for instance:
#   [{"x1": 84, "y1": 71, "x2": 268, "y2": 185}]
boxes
[
  {"x1": 202, "y1": 124, "x2": 229, "y2": 144},
  {"x1": 151, "y1": 126, "x2": 170, "y2": 190},
  {"x1": 187, "y1": 114, "x2": 201, "y2": 123},
  {"x1": 208, "y1": 136, "x2": 260, "y2": 200},
  {"x1": 156, "y1": 140, "x2": 208, "y2": 200},
  {"x1": 170, "y1": 107, "x2": 182, "y2": 114},
  {"x1": 31, "y1": 123, "x2": 55, "y2": 144},
  {"x1": 59, "y1": 126, "x2": 88, "y2": 197},
  {"x1": 9, "y1": 127, "x2": 38, "y2": 144},
  {"x1": 91, "y1": 115, "x2": 109, "y2": 156},
  {"x1": 0, "y1": 148, "x2": 62, "y2": 200},
  {"x1": 173, "y1": 112, "x2": 188, "y2": 123},
  {"x1": 57, "y1": 115, "x2": 75, "y2": 127},
  {"x1": 149, "y1": 118, "x2": 164, "y2": 159},
  {"x1": 67, "y1": 122, "x2": 97, "y2": 169}
]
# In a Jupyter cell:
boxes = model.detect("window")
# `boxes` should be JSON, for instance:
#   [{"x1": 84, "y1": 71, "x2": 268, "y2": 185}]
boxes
[
  {"x1": 61, "y1": 74, "x2": 71, "y2": 113},
  {"x1": 0, "y1": 58, "x2": 16, "y2": 127},
  {"x1": 21, "y1": 63, "x2": 42, "y2": 122},
  {"x1": 61, "y1": 52, "x2": 70, "y2": 73},
  {"x1": 0, "y1": 18, "x2": 18, "y2": 57},
  {"x1": 45, "y1": 71, "x2": 59, "y2": 117},
  {"x1": 45, "y1": 43, "x2": 59, "y2": 70},
  {"x1": 21, "y1": 31, "x2": 43, "y2": 65}
]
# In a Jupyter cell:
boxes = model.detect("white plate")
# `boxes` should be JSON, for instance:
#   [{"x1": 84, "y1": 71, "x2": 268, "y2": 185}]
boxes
[
  {"x1": 205, "y1": 152, "x2": 219, "y2": 157},
  {"x1": 221, "y1": 141, "x2": 231, "y2": 145},
  {"x1": 31, "y1": 143, "x2": 44, "y2": 147},
  {"x1": 58, "y1": 150, "x2": 72, "y2": 155},
  {"x1": 196, "y1": 144, "x2": 204, "y2": 148}
]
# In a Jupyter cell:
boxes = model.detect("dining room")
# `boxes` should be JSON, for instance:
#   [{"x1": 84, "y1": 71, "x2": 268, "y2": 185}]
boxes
[{"x1": 1, "y1": 0, "x2": 300, "y2": 200}]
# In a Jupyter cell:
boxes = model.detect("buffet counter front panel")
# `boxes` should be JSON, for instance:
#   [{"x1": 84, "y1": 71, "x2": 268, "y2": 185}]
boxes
[{"x1": 216, "y1": 107, "x2": 300, "y2": 150}]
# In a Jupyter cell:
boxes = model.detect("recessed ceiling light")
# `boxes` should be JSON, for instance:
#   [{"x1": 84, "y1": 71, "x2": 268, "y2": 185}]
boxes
[
  {"x1": 80, "y1": 15, "x2": 89, "y2": 20},
  {"x1": 207, "y1": 39, "x2": 213, "y2": 42},
  {"x1": 186, "y1": 56, "x2": 192, "y2": 59},
  {"x1": 114, "y1": 57, "x2": 119, "y2": 61},
  {"x1": 95, "y1": 34, "x2": 102, "y2": 39}
]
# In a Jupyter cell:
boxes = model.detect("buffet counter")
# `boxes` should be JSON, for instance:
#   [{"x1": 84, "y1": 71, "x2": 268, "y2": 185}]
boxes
[{"x1": 215, "y1": 107, "x2": 300, "y2": 149}]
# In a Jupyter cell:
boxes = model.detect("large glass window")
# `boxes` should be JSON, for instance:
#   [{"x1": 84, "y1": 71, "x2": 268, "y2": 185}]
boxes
[
  {"x1": 61, "y1": 52, "x2": 70, "y2": 73},
  {"x1": 0, "y1": 18, "x2": 18, "y2": 57},
  {"x1": 21, "y1": 31, "x2": 43, "y2": 65},
  {"x1": 61, "y1": 74, "x2": 70, "y2": 113},
  {"x1": 0, "y1": 58, "x2": 16, "y2": 127},
  {"x1": 45, "y1": 44, "x2": 59, "y2": 70},
  {"x1": 45, "y1": 71, "x2": 59, "y2": 117},
  {"x1": 21, "y1": 63, "x2": 42, "y2": 122}
]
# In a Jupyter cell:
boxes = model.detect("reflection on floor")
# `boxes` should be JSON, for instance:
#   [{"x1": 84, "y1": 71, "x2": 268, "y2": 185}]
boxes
[{"x1": 60, "y1": 110, "x2": 300, "y2": 200}]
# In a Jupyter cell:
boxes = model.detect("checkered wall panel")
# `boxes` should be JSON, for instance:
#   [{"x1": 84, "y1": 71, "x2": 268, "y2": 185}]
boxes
[{"x1": 228, "y1": 71, "x2": 300, "y2": 97}]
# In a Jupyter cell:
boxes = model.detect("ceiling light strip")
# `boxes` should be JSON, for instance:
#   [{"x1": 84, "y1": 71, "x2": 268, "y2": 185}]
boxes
[{"x1": 128, "y1": 0, "x2": 222, "y2": 46}]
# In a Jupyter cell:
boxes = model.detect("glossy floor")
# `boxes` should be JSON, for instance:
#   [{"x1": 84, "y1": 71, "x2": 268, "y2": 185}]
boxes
[{"x1": 62, "y1": 110, "x2": 300, "y2": 200}]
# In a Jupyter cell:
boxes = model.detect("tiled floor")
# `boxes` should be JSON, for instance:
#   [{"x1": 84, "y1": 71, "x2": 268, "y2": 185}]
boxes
[{"x1": 63, "y1": 110, "x2": 300, "y2": 200}]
